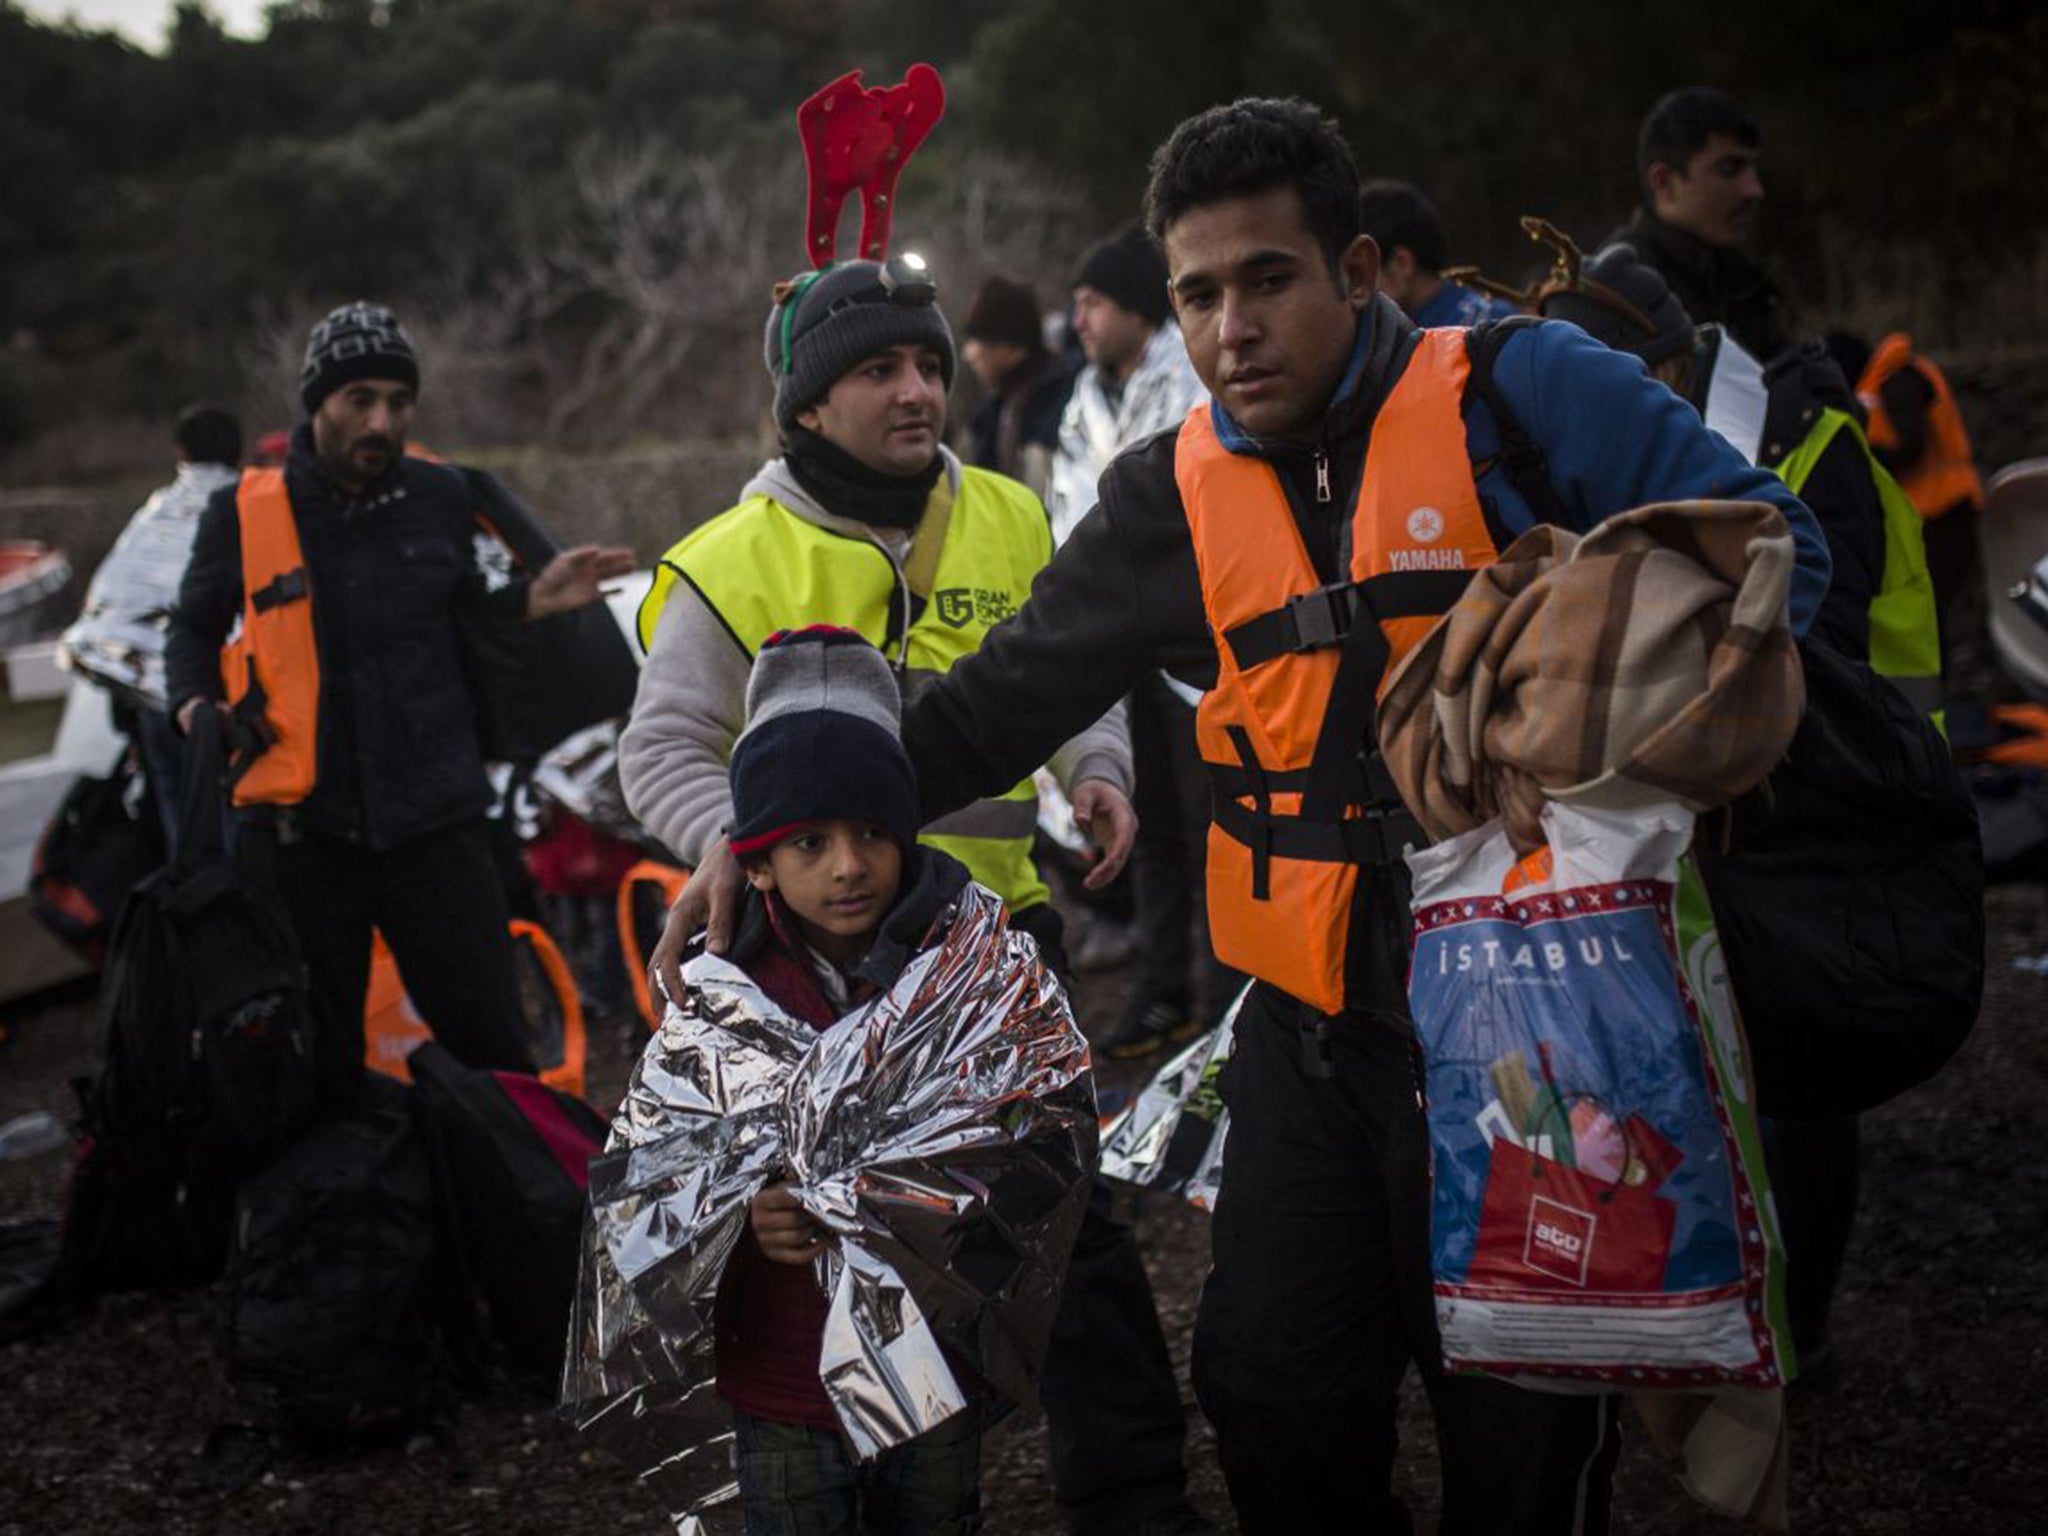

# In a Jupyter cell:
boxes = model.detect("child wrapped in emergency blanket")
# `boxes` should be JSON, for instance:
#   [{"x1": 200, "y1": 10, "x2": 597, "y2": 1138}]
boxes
[{"x1": 563, "y1": 628, "x2": 1097, "y2": 1535}]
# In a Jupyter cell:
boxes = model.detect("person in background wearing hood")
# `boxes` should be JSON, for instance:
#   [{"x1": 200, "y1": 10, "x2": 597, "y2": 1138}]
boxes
[
  {"x1": 1358, "y1": 180, "x2": 1520, "y2": 328},
  {"x1": 165, "y1": 301, "x2": 633, "y2": 1110},
  {"x1": 960, "y1": 274, "x2": 1076, "y2": 503},
  {"x1": 1609, "y1": 87, "x2": 1793, "y2": 365},
  {"x1": 624, "y1": 256, "x2": 1212, "y2": 1536}
]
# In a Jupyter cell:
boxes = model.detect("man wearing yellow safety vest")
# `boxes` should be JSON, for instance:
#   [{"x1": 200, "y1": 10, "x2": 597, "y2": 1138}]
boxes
[
  {"x1": 1536, "y1": 243, "x2": 1944, "y2": 725},
  {"x1": 165, "y1": 301, "x2": 633, "y2": 1113},
  {"x1": 622, "y1": 258, "x2": 1209, "y2": 1536},
  {"x1": 1534, "y1": 242, "x2": 1940, "y2": 1388},
  {"x1": 874, "y1": 101, "x2": 1833, "y2": 1531}
]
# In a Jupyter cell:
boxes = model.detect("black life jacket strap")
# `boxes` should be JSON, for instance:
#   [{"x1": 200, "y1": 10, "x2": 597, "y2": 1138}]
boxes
[
  {"x1": 1223, "y1": 570, "x2": 1472, "y2": 672},
  {"x1": 1210, "y1": 791, "x2": 1420, "y2": 868},
  {"x1": 249, "y1": 567, "x2": 310, "y2": 614}
]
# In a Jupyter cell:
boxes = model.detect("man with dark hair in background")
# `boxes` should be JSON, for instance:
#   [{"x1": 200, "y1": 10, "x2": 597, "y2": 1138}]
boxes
[
  {"x1": 1357, "y1": 180, "x2": 1519, "y2": 328},
  {"x1": 1610, "y1": 86, "x2": 1793, "y2": 363},
  {"x1": 62, "y1": 403, "x2": 245, "y2": 849},
  {"x1": 960, "y1": 274, "x2": 1075, "y2": 503}
]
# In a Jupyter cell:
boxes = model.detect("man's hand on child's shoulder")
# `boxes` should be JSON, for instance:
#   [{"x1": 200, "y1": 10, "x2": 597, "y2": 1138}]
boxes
[{"x1": 751, "y1": 1182, "x2": 828, "y2": 1265}]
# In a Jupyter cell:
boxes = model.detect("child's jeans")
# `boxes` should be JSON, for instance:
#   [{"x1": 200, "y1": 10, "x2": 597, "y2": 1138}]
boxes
[{"x1": 732, "y1": 1407, "x2": 982, "y2": 1536}]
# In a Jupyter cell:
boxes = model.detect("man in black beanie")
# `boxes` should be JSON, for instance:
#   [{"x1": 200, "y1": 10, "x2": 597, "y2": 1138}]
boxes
[
  {"x1": 165, "y1": 300, "x2": 632, "y2": 1110},
  {"x1": 961, "y1": 274, "x2": 1075, "y2": 501},
  {"x1": 623, "y1": 257, "x2": 1213, "y2": 1536}
]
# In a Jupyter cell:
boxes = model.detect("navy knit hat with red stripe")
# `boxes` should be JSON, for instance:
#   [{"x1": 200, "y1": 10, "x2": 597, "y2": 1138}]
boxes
[{"x1": 728, "y1": 627, "x2": 919, "y2": 858}]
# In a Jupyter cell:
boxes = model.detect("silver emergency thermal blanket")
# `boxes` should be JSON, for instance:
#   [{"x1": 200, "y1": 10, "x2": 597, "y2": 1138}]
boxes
[
  {"x1": 1097, "y1": 984, "x2": 1246, "y2": 1211},
  {"x1": 58, "y1": 462, "x2": 238, "y2": 709},
  {"x1": 562, "y1": 880, "x2": 1096, "y2": 1535}
]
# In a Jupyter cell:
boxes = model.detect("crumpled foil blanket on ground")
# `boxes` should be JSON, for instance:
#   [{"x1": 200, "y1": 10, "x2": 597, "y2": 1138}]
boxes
[
  {"x1": 1097, "y1": 984, "x2": 1247, "y2": 1210},
  {"x1": 561, "y1": 881, "x2": 1096, "y2": 1534}
]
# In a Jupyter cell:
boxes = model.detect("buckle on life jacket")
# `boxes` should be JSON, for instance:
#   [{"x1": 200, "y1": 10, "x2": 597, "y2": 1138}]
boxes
[
  {"x1": 1210, "y1": 793, "x2": 1419, "y2": 869},
  {"x1": 227, "y1": 658, "x2": 281, "y2": 785},
  {"x1": 250, "y1": 567, "x2": 309, "y2": 614},
  {"x1": 1224, "y1": 581, "x2": 1363, "y2": 670}
]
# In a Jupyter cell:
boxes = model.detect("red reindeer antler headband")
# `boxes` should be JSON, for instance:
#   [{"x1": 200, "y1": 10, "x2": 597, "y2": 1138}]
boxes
[{"x1": 797, "y1": 64, "x2": 946, "y2": 268}]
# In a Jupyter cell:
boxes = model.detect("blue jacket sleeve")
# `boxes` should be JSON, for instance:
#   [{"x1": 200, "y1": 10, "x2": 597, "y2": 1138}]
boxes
[{"x1": 1466, "y1": 321, "x2": 1832, "y2": 637}]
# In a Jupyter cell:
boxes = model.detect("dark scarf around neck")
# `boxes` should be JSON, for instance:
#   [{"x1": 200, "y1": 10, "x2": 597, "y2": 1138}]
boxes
[{"x1": 783, "y1": 426, "x2": 945, "y2": 530}]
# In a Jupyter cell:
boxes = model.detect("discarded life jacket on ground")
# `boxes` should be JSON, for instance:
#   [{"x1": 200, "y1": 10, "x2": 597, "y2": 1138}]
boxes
[
  {"x1": 28, "y1": 744, "x2": 164, "y2": 965},
  {"x1": 1942, "y1": 702, "x2": 2048, "y2": 884},
  {"x1": 223, "y1": 1074, "x2": 451, "y2": 1447},
  {"x1": 407, "y1": 1042, "x2": 604, "y2": 1390},
  {"x1": 617, "y1": 857, "x2": 691, "y2": 1030},
  {"x1": 1857, "y1": 333, "x2": 1984, "y2": 520},
  {"x1": 362, "y1": 919, "x2": 587, "y2": 1098},
  {"x1": 56, "y1": 709, "x2": 314, "y2": 1298},
  {"x1": 1177, "y1": 326, "x2": 1492, "y2": 1015}
]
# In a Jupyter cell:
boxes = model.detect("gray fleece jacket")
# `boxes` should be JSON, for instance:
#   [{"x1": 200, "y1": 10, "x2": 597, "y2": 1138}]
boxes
[{"x1": 618, "y1": 446, "x2": 1131, "y2": 876}]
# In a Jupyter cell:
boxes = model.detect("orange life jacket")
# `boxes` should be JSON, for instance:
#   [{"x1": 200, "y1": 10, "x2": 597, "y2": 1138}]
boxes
[
  {"x1": 363, "y1": 920, "x2": 588, "y2": 1099},
  {"x1": 1857, "y1": 333, "x2": 1983, "y2": 519},
  {"x1": 221, "y1": 468, "x2": 321, "y2": 807},
  {"x1": 1178, "y1": 328, "x2": 1496, "y2": 1016},
  {"x1": 617, "y1": 858, "x2": 693, "y2": 1031}
]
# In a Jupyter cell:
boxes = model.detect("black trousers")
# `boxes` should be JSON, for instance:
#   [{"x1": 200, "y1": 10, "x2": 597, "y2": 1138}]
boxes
[
  {"x1": 1760, "y1": 1114, "x2": 1860, "y2": 1360},
  {"x1": 1012, "y1": 900, "x2": 1193, "y2": 1533},
  {"x1": 1192, "y1": 984, "x2": 1622, "y2": 1535},
  {"x1": 1129, "y1": 674, "x2": 1243, "y2": 1023},
  {"x1": 240, "y1": 815, "x2": 537, "y2": 1112}
]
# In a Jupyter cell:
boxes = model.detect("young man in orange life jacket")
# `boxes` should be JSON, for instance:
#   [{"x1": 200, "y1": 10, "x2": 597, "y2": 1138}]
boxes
[
  {"x1": 165, "y1": 301, "x2": 633, "y2": 1113},
  {"x1": 882, "y1": 101, "x2": 1835, "y2": 1532}
]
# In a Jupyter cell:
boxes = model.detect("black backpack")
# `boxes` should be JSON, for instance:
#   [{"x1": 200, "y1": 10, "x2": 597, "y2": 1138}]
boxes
[
  {"x1": 57, "y1": 710, "x2": 316, "y2": 1296},
  {"x1": 1464, "y1": 319, "x2": 1986, "y2": 1117},
  {"x1": 407, "y1": 1042, "x2": 605, "y2": 1390},
  {"x1": 223, "y1": 1075, "x2": 453, "y2": 1446},
  {"x1": 1692, "y1": 637, "x2": 1984, "y2": 1117},
  {"x1": 28, "y1": 743, "x2": 164, "y2": 965}
]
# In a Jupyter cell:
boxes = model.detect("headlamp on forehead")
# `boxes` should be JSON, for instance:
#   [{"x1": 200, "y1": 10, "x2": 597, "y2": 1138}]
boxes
[{"x1": 881, "y1": 251, "x2": 936, "y2": 307}]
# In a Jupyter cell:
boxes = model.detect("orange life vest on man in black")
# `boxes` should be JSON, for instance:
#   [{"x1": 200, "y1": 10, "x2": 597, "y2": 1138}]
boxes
[
  {"x1": 221, "y1": 467, "x2": 321, "y2": 807},
  {"x1": 1178, "y1": 328, "x2": 1496, "y2": 1015}
]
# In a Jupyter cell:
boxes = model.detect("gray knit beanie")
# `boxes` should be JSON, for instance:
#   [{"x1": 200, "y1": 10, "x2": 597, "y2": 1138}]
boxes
[
  {"x1": 728, "y1": 626, "x2": 920, "y2": 857},
  {"x1": 762, "y1": 261, "x2": 957, "y2": 433},
  {"x1": 300, "y1": 301, "x2": 420, "y2": 415}
]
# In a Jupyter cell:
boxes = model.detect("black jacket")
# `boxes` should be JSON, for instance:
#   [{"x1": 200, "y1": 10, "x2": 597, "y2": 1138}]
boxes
[
  {"x1": 966, "y1": 351, "x2": 1076, "y2": 480},
  {"x1": 1610, "y1": 207, "x2": 1794, "y2": 365},
  {"x1": 165, "y1": 426, "x2": 527, "y2": 851}
]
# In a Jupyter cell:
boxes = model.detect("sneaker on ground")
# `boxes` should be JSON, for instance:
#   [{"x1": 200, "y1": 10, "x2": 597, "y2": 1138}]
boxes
[{"x1": 1100, "y1": 998, "x2": 1205, "y2": 1061}]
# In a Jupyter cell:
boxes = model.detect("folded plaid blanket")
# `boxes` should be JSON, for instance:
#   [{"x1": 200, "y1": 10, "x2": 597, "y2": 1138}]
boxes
[{"x1": 1379, "y1": 500, "x2": 1805, "y2": 850}]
